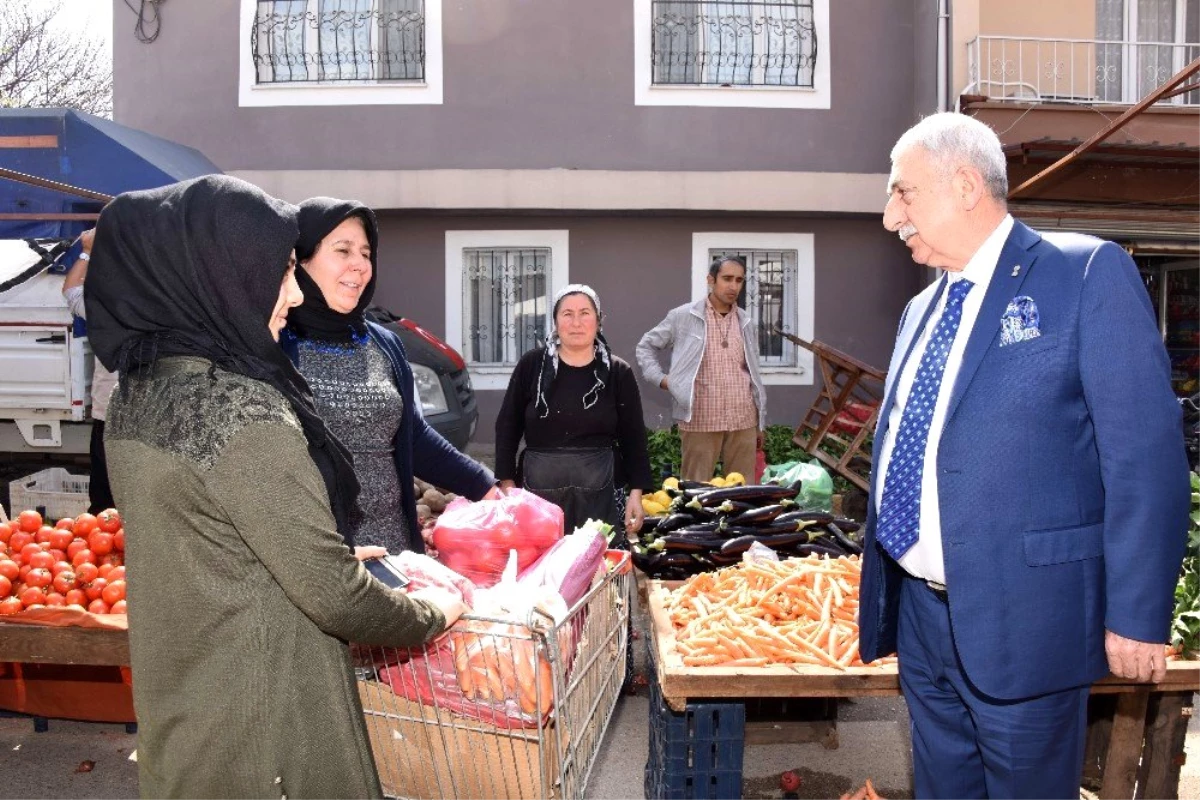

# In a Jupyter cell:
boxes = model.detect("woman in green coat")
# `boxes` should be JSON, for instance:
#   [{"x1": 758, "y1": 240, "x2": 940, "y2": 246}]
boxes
[{"x1": 86, "y1": 175, "x2": 466, "y2": 799}]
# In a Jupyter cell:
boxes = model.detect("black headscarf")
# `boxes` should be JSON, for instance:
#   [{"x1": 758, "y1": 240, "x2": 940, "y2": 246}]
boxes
[
  {"x1": 85, "y1": 175, "x2": 362, "y2": 540},
  {"x1": 288, "y1": 197, "x2": 379, "y2": 343}
]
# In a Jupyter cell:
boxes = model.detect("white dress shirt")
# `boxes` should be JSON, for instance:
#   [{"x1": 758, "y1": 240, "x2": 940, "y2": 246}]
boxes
[{"x1": 876, "y1": 214, "x2": 1014, "y2": 585}]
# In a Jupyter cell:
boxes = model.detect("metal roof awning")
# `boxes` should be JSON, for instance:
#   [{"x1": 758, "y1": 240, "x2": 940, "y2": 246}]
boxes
[{"x1": 1011, "y1": 202, "x2": 1200, "y2": 248}]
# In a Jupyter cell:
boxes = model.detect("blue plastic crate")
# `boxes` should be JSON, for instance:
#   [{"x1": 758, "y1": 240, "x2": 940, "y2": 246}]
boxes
[{"x1": 645, "y1": 661, "x2": 745, "y2": 799}]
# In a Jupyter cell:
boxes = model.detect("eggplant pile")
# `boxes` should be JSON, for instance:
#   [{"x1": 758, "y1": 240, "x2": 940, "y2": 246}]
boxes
[{"x1": 632, "y1": 480, "x2": 864, "y2": 580}]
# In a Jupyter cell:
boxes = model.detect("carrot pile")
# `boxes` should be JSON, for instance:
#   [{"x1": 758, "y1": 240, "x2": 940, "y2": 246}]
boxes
[{"x1": 664, "y1": 554, "x2": 897, "y2": 670}]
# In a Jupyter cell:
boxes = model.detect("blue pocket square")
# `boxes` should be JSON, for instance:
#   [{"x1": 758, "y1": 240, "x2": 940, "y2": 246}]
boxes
[{"x1": 999, "y1": 296, "x2": 1041, "y2": 347}]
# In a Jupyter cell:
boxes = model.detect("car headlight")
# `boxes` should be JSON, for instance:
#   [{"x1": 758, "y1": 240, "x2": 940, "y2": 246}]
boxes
[{"x1": 412, "y1": 363, "x2": 449, "y2": 415}]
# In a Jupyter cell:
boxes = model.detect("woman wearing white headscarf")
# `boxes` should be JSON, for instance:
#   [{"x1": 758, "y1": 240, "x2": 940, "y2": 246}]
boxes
[{"x1": 495, "y1": 284, "x2": 653, "y2": 541}]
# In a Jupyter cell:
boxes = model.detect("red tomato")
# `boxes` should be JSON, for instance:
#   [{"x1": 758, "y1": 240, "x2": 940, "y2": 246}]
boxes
[
  {"x1": 50, "y1": 560, "x2": 73, "y2": 576},
  {"x1": 84, "y1": 577, "x2": 108, "y2": 602},
  {"x1": 0, "y1": 559, "x2": 18, "y2": 582},
  {"x1": 8, "y1": 531, "x2": 34, "y2": 555},
  {"x1": 101, "y1": 580, "x2": 126, "y2": 605},
  {"x1": 25, "y1": 568, "x2": 52, "y2": 589},
  {"x1": 109, "y1": 599, "x2": 127, "y2": 614},
  {"x1": 87, "y1": 598, "x2": 110, "y2": 615},
  {"x1": 18, "y1": 565, "x2": 30, "y2": 581},
  {"x1": 72, "y1": 549, "x2": 96, "y2": 568},
  {"x1": 0, "y1": 522, "x2": 12, "y2": 545},
  {"x1": 16, "y1": 510, "x2": 43, "y2": 534},
  {"x1": 0, "y1": 596, "x2": 22, "y2": 615},
  {"x1": 47, "y1": 528, "x2": 73, "y2": 551},
  {"x1": 97, "y1": 509, "x2": 122, "y2": 534},
  {"x1": 44, "y1": 592, "x2": 66, "y2": 607},
  {"x1": 52, "y1": 571, "x2": 77, "y2": 594},
  {"x1": 20, "y1": 586, "x2": 46, "y2": 607},
  {"x1": 54, "y1": 518, "x2": 74, "y2": 531},
  {"x1": 26, "y1": 551, "x2": 54, "y2": 571},
  {"x1": 0, "y1": 575, "x2": 10, "y2": 597},
  {"x1": 89, "y1": 531, "x2": 115, "y2": 556},
  {"x1": 67, "y1": 538, "x2": 89, "y2": 560},
  {"x1": 100, "y1": 553, "x2": 123, "y2": 568},
  {"x1": 73, "y1": 513, "x2": 98, "y2": 537},
  {"x1": 64, "y1": 589, "x2": 87, "y2": 607},
  {"x1": 107, "y1": 566, "x2": 126, "y2": 582},
  {"x1": 35, "y1": 526, "x2": 56, "y2": 545},
  {"x1": 98, "y1": 563, "x2": 114, "y2": 580},
  {"x1": 114, "y1": 528, "x2": 125, "y2": 552},
  {"x1": 74, "y1": 562, "x2": 99, "y2": 584},
  {"x1": 20, "y1": 543, "x2": 44, "y2": 563}
]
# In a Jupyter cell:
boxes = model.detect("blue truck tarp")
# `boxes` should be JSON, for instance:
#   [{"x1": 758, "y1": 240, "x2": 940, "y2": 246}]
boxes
[{"x1": 0, "y1": 108, "x2": 222, "y2": 240}]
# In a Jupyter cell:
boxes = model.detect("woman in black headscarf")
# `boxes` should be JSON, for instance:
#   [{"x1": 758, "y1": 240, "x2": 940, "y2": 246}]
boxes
[
  {"x1": 280, "y1": 197, "x2": 497, "y2": 555},
  {"x1": 495, "y1": 284, "x2": 654, "y2": 540},
  {"x1": 86, "y1": 175, "x2": 466, "y2": 799}
]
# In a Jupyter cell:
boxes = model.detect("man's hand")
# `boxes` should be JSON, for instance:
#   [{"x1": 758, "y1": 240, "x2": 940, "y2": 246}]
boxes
[
  {"x1": 756, "y1": 430, "x2": 765, "y2": 450},
  {"x1": 498, "y1": 479, "x2": 517, "y2": 492},
  {"x1": 410, "y1": 586, "x2": 469, "y2": 628},
  {"x1": 659, "y1": 376, "x2": 669, "y2": 391},
  {"x1": 79, "y1": 228, "x2": 95, "y2": 252},
  {"x1": 483, "y1": 485, "x2": 505, "y2": 501},
  {"x1": 1105, "y1": 630, "x2": 1167, "y2": 683}
]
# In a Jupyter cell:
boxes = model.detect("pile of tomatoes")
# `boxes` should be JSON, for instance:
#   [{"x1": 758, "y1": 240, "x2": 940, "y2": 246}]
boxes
[{"x1": 0, "y1": 508, "x2": 127, "y2": 616}]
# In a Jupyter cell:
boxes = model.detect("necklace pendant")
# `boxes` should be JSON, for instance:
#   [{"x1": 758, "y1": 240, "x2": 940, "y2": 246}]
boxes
[{"x1": 721, "y1": 340, "x2": 729, "y2": 349}]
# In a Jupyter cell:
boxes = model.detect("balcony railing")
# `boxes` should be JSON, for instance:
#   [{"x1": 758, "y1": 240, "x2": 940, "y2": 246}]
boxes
[
  {"x1": 966, "y1": 35, "x2": 1200, "y2": 106},
  {"x1": 251, "y1": 1, "x2": 425, "y2": 85},
  {"x1": 650, "y1": 0, "x2": 817, "y2": 87}
]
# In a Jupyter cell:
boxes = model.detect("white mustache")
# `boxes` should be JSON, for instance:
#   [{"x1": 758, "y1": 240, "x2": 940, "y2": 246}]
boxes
[{"x1": 898, "y1": 224, "x2": 918, "y2": 243}]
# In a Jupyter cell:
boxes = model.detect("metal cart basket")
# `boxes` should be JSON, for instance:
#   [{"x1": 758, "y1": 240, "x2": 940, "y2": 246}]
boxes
[{"x1": 355, "y1": 550, "x2": 632, "y2": 800}]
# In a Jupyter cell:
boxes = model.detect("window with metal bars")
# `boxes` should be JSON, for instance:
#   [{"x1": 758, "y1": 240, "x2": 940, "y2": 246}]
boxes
[
  {"x1": 252, "y1": 0, "x2": 425, "y2": 84},
  {"x1": 651, "y1": 0, "x2": 817, "y2": 86},
  {"x1": 462, "y1": 248, "x2": 550, "y2": 367},
  {"x1": 709, "y1": 248, "x2": 799, "y2": 367}
]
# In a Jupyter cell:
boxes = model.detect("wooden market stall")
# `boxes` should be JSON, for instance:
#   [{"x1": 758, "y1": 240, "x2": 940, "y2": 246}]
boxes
[{"x1": 646, "y1": 580, "x2": 1199, "y2": 800}]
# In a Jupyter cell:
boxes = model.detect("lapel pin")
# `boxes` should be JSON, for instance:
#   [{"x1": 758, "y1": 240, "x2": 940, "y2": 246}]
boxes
[{"x1": 1011, "y1": 264, "x2": 1021, "y2": 277}]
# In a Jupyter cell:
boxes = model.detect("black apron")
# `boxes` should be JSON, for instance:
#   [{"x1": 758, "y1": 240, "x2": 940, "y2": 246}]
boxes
[{"x1": 521, "y1": 447, "x2": 619, "y2": 537}]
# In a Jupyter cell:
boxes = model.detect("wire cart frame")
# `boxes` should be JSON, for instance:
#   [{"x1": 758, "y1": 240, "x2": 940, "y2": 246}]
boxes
[{"x1": 355, "y1": 550, "x2": 632, "y2": 799}]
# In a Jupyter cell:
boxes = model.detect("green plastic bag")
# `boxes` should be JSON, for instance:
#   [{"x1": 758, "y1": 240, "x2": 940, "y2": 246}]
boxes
[{"x1": 762, "y1": 459, "x2": 834, "y2": 512}]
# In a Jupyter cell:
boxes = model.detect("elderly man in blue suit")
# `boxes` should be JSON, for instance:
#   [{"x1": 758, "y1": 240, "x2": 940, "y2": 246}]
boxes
[{"x1": 858, "y1": 112, "x2": 1189, "y2": 799}]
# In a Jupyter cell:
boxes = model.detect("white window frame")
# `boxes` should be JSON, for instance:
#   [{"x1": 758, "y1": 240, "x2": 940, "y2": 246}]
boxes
[
  {"x1": 239, "y1": 0, "x2": 443, "y2": 106},
  {"x1": 445, "y1": 230, "x2": 570, "y2": 390},
  {"x1": 634, "y1": 0, "x2": 830, "y2": 108},
  {"x1": 691, "y1": 232, "x2": 814, "y2": 385}
]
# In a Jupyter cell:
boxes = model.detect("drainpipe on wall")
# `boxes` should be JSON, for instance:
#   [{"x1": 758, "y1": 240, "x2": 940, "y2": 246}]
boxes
[{"x1": 937, "y1": 0, "x2": 951, "y2": 112}]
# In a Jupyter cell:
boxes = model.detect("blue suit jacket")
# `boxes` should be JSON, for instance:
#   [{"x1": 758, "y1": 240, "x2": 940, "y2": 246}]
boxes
[
  {"x1": 858, "y1": 220, "x2": 1189, "y2": 700},
  {"x1": 281, "y1": 321, "x2": 495, "y2": 552}
]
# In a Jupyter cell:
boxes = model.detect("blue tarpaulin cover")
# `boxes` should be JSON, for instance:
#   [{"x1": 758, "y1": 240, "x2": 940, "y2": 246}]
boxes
[{"x1": 0, "y1": 108, "x2": 221, "y2": 240}]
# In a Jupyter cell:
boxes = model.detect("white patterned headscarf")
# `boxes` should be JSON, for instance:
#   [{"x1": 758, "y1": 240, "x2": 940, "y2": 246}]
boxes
[{"x1": 535, "y1": 284, "x2": 612, "y2": 418}]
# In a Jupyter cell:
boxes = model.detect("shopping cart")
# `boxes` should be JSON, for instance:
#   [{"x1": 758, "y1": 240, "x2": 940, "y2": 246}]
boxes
[{"x1": 355, "y1": 550, "x2": 632, "y2": 800}]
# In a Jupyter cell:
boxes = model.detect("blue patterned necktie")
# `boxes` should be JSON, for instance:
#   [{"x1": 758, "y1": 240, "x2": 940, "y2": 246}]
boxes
[{"x1": 876, "y1": 278, "x2": 975, "y2": 561}]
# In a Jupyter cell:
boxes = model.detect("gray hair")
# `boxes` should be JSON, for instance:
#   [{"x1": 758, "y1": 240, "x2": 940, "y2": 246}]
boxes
[{"x1": 891, "y1": 113, "x2": 1008, "y2": 201}]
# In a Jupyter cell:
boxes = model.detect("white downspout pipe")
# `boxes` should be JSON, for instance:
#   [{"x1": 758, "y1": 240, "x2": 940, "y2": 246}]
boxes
[{"x1": 937, "y1": 0, "x2": 951, "y2": 112}]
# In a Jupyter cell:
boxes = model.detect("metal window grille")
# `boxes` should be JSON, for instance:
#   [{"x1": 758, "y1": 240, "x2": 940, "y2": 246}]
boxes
[
  {"x1": 710, "y1": 248, "x2": 798, "y2": 367},
  {"x1": 651, "y1": 0, "x2": 817, "y2": 87},
  {"x1": 252, "y1": 0, "x2": 425, "y2": 84},
  {"x1": 463, "y1": 248, "x2": 550, "y2": 366}
]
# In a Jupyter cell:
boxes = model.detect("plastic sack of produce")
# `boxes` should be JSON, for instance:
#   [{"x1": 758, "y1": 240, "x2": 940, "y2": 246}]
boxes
[
  {"x1": 431, "y1": 489, "x2": 564, "y2": 587},
  {"x1": 517, "y1": 519, "x2": 609, "y2": 609},
  {"x1": 378, "y1": 551, "x2": 573, "y2": 727},
  {"x1": 387, "y1": 550, "x2": 478, "y2": 607},
  {"x1": 762, "y1": 459, "x2": 834, "y2": 512}
]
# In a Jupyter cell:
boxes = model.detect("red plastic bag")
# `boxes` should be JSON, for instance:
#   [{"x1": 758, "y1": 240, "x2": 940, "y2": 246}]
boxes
[{"x1": 431, "y1": 489, "x2": 563, "y2": 588}]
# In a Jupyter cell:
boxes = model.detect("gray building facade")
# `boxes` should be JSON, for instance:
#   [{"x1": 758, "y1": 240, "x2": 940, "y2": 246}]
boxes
[{"x1": 112, "y1": 0, "x2": 932, "y2": 443}]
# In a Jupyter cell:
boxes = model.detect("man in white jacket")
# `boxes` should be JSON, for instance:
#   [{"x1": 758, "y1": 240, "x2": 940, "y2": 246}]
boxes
[{"x1": 636, "y1": 256, "x2": 767, "y2": 481}]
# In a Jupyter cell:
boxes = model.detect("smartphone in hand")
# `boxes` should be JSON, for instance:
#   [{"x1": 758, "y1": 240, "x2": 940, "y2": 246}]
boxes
[{"x1": 363, "y1": 556, "x2": 411, "y2": 590}]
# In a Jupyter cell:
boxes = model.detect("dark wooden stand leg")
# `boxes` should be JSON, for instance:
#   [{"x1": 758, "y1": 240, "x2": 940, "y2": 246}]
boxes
[
  {"x1": 1134, "y1": 691, "x2": 1192, "y2": 800},
  {"x1": 1100, "y1": 689, "x2": 1150, "y2": 799}
]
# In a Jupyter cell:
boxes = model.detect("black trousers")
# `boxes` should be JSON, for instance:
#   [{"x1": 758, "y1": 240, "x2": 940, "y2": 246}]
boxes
[{"x1": 88, "y1": 420, "x2": 115, "y2": 514}]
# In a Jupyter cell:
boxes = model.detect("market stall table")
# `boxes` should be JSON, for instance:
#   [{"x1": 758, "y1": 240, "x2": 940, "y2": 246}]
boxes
[{"x1": 645, "y1": 580, "x2": 1199, "y2": 800}]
